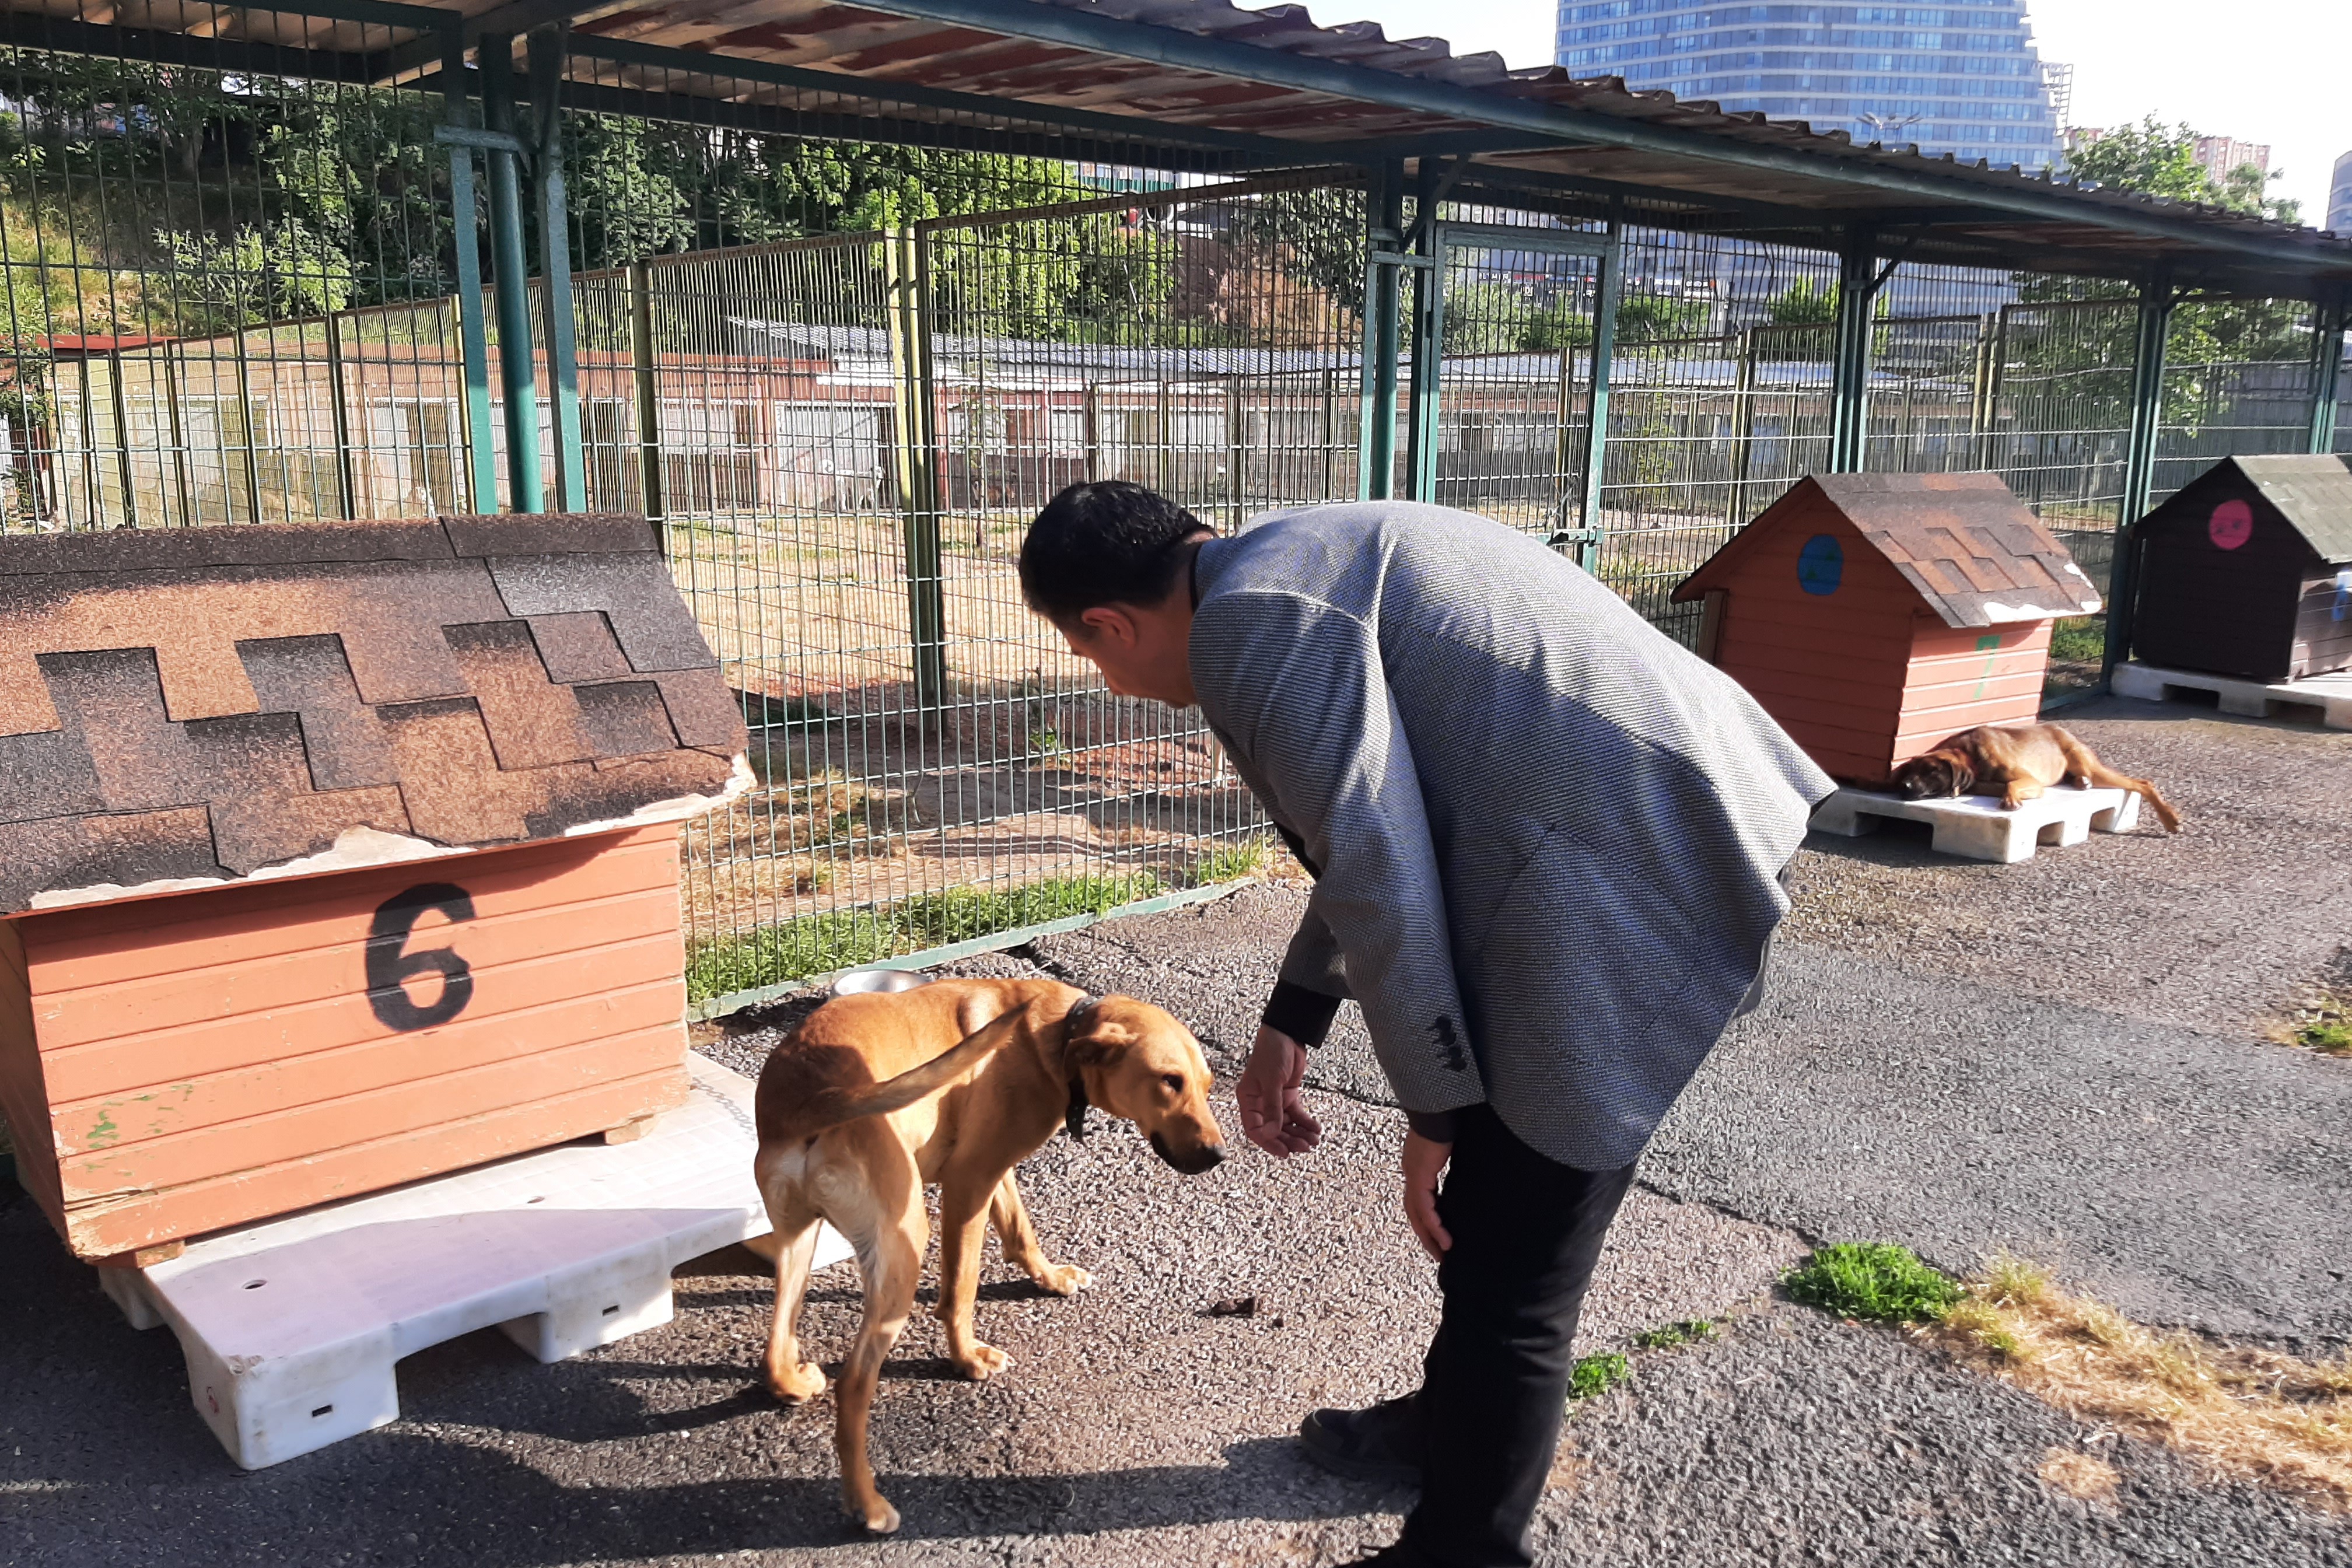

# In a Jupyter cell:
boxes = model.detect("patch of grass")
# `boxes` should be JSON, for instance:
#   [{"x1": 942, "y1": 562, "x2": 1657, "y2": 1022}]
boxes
[
  {"x1": 1568, "y1": 1353, "x2": 1628, "y2": 1400},
  {"x1": 2298, "y1": 1021, "x2": 2352, "y2": 1055},
  {"x1": 1783, "y1": 1242, "x2": 1962, "y2": 1325},
  {"x1": 1631, "y1": 1318, "x2": 1718, "y2": 1350},
  {"x1": 2048, "y1": 615, "x2": 2108, "y2": 666},
  {"x1": 687, "y1": 872, "x2": 1164, "y2": 1004},
  {"x1": 1933, "y1": 1256, "x2": 2352, "y2": 1507},
  {"x1": 1189, "y1": 835, "x2": 1274, "y2": 887}
]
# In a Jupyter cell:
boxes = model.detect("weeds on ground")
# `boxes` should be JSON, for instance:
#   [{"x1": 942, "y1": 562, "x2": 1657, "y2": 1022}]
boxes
[
  {"x1": 1569, "y1": 1353, "x2": 1628, "y2": 1400},
  {"x1": 2047, "y1": 617, "x2": 2108, "y2": 666},
  {"x1": 1929, "y1": 1252, "x2": 2352, "y2": 1508},
  {"x1": 686, "y1": 873, "x2": 1164, "y2": 1003},
  {"x1": 1783, "y1": 1242, "x2": 1962, "y2": 1325},
  {"x1": 1632, "y1": 1318, "x2": 1718, "y2": 1350},
  {"x1": 2298, "y1": 1021, "x2": 2352, "y2": 1055},
  {"x1": 1190, "y1": 835, "x2": 1274, "y2": 887}
]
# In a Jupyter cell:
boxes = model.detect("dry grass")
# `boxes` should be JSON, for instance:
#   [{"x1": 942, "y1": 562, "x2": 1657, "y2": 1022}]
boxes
[
  {"x1": 1929, "y1": 1252, "x2": 2352, "y2": 1508},
  {"x1": 2039, "y1": 1448, "x2": 2120, "y2": 1503}
]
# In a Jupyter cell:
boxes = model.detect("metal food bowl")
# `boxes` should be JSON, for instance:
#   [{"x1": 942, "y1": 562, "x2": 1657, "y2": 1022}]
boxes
[{"x1": 830, "y1": 967, "x2": 931, "y2": 998}]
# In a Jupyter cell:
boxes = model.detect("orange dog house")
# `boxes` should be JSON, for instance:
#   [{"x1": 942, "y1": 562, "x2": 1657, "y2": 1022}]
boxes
[
  {"x1": 1672, "y1": 472, "x2": 2102, "y2": 785},
  {"x1": 0, "y1": 514, "x2": 748, "y2": 1264}
]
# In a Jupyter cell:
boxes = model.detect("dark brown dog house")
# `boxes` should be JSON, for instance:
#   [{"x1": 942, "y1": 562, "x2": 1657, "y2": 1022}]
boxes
[
  {"x1": 2127, "y1": 454, "x2": 2352, "y2": 682},
  {"x1": 0, "y1": 514, "x2": 748, "y2": 1262}
]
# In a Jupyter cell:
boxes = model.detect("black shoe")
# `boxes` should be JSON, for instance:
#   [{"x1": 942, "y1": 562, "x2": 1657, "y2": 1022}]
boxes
[{"x1": 1297, "y1": 1391, "x2": 1424, "y2": 1485}]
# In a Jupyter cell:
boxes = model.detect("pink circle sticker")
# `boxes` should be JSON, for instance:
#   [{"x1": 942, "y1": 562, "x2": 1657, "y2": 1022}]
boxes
[{"x1": 2208, "y1": 498, "x2": 2253, "y2": 550}]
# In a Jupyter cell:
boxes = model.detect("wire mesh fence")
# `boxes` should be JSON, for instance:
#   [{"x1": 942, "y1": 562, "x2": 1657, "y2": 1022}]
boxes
[{"x1": 2, "y1": 22, "x2": 2343, "y2": 1010}]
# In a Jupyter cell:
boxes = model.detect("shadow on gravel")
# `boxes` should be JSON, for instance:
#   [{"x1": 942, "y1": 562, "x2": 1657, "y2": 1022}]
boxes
[{"x1": 305, "y1": 1428, "x2": 1366, "y2": 1561}]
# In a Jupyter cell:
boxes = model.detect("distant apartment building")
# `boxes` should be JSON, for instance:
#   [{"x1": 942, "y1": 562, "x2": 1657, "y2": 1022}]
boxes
[
  {"x1": 2330, "y1": 150, "x2": 2352, "y2": 236},
  {"x1": 1555, "y1": 1, "x2": 2066, "y2": 171},
  {"x1": 2192, "y1": 136, "x2": 2270, "y2": 179}
]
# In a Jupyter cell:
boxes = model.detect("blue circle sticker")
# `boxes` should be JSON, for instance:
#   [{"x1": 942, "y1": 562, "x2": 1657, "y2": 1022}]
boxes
[{"x1": 1797, "y1": 533, "x2": 1844, "y2": 596}]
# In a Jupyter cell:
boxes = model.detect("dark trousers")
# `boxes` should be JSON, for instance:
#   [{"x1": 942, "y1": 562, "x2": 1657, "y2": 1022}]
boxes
[{"x1": 1398, "y1": 1104, "x2": 1639, "y2": 1568}]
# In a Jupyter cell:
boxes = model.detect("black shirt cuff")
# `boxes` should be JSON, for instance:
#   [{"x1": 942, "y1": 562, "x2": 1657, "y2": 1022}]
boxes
[
  {"x1": 1405, "y1": 1108, "x2": 1460, "y2": 1143},
  {"x1": 1260, "y1": 979, "x2": 1343, "y2": 1048}
]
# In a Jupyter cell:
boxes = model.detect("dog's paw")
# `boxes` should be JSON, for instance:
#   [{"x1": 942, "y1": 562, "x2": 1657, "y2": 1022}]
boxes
[
  {"x1": 766, "y1": 1360, "x2": 828, "y2": 1402},
  {"x1": 1032, "y1": 1263, "x2": 1092, "y2": 1297},
  {"x1": 849, "y1": 1495, "x2": 901, "y2": 1535},
  {"x1": 954, "y1": 1342, "x2": 1014, "y2": 1380}
]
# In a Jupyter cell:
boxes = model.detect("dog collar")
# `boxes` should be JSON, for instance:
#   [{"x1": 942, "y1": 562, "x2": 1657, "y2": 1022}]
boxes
[{"x1": 1063, "y1": 995, "x2": 1101, "y2": 1141}]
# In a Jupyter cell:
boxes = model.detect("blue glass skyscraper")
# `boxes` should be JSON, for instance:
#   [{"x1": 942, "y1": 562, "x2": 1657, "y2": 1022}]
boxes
[{"x1": 1556, "y1": 3, "x2": 2065, "y2": 172}]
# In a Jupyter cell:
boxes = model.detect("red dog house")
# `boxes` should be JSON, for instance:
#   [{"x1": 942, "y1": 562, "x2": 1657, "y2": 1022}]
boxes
[
  {"x1": 2128, "y1": 453, "x2": 2352, "y2": 682},
  {"x1": 1672, "y1": 472, "x2": 2101, "y2": 785},
  {"x1": 0, "y1": 514, "x2": 747, "y2": 1263}
]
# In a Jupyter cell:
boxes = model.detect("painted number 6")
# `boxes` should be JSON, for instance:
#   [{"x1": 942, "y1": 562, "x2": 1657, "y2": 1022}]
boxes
[{"x1": 365, "y1": 883, "x2": 477, "y2": 1032}]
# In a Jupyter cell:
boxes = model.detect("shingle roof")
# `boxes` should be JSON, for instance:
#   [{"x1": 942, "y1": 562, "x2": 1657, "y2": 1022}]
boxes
[
  {"x1": 1672, "y1": 471, "x2": 2103, "y2": 628},
  {"x1": 0, "y1": 514, "x2": 747, "y2": 915},
  {"x1": 2213, "y1": 454, "x2": 2352, "y2": 565}
]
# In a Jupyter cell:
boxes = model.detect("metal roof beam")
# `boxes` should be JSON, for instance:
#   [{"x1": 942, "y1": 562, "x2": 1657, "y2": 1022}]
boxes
[
  {"x1": 0, "y1": 10, "x2": 390, "y2": 82},
  {"x1": 564, "y1": 34, "x2": 1294, "y2": 160},
  {"x1": 838, "y1": 0, "x2": 2349, "y2": 278},
  {"x1": 408, "y1": 68, "x2": 1255, "y2": 171}
]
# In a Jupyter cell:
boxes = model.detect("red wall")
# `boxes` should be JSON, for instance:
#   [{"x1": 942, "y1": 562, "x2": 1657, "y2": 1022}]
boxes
[{"x1": 0, "y1": 825, "x2": 690, "y2": 1260}]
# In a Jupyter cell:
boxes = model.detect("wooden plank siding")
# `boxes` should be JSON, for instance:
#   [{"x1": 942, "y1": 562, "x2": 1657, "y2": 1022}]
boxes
[
  {"x1": 0, "y1": 825, "x2": 692, "y2": 1259},
  {"x1": 2292, "y1": 570, "x2": 2352, "y2": 678},
  {"x1": 1711, "y1": 508, "x2": 1930, "y2": 783},
  {"x1": 1891, "y1": 620, "x2": 2051, "y2": 762}
]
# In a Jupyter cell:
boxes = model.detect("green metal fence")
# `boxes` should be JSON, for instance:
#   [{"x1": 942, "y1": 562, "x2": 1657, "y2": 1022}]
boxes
[{"x1": 3, "y1": 29, "x2": 2345, "y2": 1014}]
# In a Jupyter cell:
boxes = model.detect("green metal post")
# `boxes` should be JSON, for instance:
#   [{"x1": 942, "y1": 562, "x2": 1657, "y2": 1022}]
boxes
[
  {"x1": 442, "y1": 23, "x2": 497, "y2": 513},
  {"x1": 1357, "y1": 159, "x2": 1403, "y2": 501},
  {"x1": 528, "y1": 24, "x2": 586, "y2": 510},
  {"x1": 2105, "y1": 269, "x2": 2174, "y2": 682},
  {"x1": 884, "y1": 225, "x2": 946, "y2": 711},
  {"x1": 480, "y1": 34, "x2": 544, "y2": 514},
  {"x1": 627, "y1": 259, "x2": 664, "y2": 531},
  {"x1": 2309, "y1": 288, "x2": 2346, "y2": 456},
  {"x1": 1574, "y1": 203, "x2": 1622, "y2": 571},
  {"x1": 323, "y1": 309, "x2": 358, "y2": 519},
  {"x1": 1829, "y1": 229, "x2": 1878, "y2": 473},
  {"x1": 1404, "y1": 160, "x2": 1444, "y2": 504}
]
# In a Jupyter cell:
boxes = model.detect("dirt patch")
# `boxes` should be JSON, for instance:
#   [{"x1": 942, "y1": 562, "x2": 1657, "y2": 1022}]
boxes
[{"x1": 1934, "y1": 1256, "x2": 2352, "y2": 1510}]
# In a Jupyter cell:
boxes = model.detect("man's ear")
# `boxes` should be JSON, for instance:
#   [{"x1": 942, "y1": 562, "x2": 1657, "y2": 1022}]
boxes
[{"x1": 1074, "y1": 604, "x2": 1139, "y2": 648}]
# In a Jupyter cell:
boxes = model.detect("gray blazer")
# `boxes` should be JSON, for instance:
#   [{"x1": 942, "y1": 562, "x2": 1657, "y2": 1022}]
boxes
[{"x1": 1189, "y1": 501, "x2": 1834, "y2": 1170}]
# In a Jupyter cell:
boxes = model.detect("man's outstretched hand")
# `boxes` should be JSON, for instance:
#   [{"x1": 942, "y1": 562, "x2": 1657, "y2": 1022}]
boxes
[{"x1": 1237, "y1": 1024, "x2": 1322, "y2": 1157}]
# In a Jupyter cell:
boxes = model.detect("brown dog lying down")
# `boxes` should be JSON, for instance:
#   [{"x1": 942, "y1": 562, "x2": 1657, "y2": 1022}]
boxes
[
  {"x1": 1889, "y1": 721, "x2": 2183, "y2": 831},
  {"x1": 751, "y1": 978, "x2": 1226, "y2": 1534}
]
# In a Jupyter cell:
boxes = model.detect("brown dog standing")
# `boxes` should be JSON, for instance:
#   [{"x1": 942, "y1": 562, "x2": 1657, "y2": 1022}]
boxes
[
  {"x1": 751, "y1": 978, "x2": 1226, "y2": 1534},
  {"x1": 1889, "y1": 721, "x2": 2182, "y2": 831}
]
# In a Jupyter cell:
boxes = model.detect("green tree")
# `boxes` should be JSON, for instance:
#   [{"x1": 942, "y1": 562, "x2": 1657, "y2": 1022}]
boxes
[{"x1": 2062, "y1": 117, "x2": 2299, "y2": 223}]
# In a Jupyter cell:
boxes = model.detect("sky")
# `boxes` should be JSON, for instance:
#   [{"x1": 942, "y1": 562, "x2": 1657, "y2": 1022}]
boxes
[{"x1": 1309, "y1": 0, "x2": 2350, "y2": 225}]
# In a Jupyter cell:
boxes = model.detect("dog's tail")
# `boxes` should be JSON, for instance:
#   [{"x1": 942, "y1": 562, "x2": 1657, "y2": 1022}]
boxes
[{"x1": 761, "y1": 1008, "x2": 1028, "y2": 1145}]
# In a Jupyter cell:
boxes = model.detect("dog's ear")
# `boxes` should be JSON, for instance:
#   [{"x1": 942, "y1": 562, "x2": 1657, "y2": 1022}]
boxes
[
  {"x1": 1945, "y1": 754, "x2": 1975, "y2": 795},
  {"x1": 1060, "y1": 999, "x2": 1127, "y2": 1070}
]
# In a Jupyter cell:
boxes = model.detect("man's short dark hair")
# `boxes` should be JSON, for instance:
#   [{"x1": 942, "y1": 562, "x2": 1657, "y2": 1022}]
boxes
[{"x1": 1020, "y1": 481, "x2": 1211, "y2": 624}]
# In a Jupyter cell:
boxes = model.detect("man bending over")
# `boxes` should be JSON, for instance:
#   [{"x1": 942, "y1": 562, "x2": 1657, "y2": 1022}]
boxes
[{"x1": 1019, "y1": 482, "x2": 1832, "y2": 1568}]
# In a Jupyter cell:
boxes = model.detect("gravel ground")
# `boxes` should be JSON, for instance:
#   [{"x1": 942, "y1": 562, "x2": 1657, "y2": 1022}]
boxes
[
  {"x1": 1535, "y1": 1302, "x2": 2352, "y2": 1568},
  {"x1": 0, "y1": 1078, "x2": 1801, "y2": 1568},
  {"x1": 1646, "y1": 943, "x2": 2352, "y2": 1349},
  {"x1": 1783, "y1": 696, "x2": 2352, "y2": 1041}
]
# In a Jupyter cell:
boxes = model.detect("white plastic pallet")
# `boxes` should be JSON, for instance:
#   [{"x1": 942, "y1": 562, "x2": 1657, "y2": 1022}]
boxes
[
  {"x1": 96, "y1": 1054, "x2": 846, "y2": 1469},
  {"x1": 2112, "y1": 660, "x2": 2352, "y2": 730},
  {"x1": 1810, "y1": 783, "x2": 2140, "y2": 864}
]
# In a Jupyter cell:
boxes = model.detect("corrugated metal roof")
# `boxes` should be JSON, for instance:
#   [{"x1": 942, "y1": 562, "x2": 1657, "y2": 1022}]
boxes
[{"x1": 12, "y1": 0, "x2": 2351, "y2": 292}]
